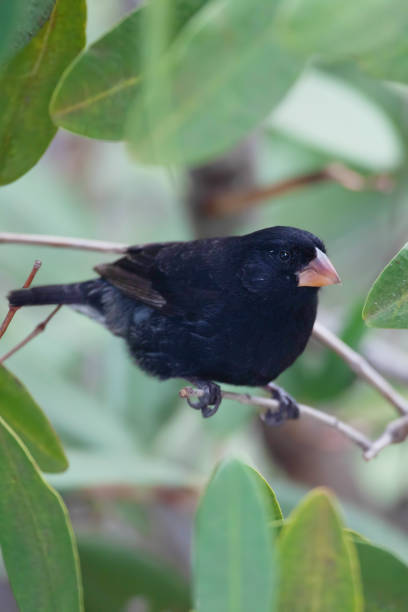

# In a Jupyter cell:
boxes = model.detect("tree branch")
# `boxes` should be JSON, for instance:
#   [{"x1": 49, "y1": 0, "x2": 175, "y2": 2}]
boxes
[
  {"x1": 312, "y1": 321, "x2": 408, "y2": 416},
  {"x1": 365, "y1": 415, "x2": 408, "y2": 460},
  {"x1": 204, "y1": 163, "x2": 393, "y2": 217},
  {"x1": 0, "y1": 232, "x2": 128, "y2": 253},
  {"x1": 2, "y1": 230, "x2": 408, "y2": 459},
  {"x1": 179, "y1": 386, "x2": 373, "y2": 453},
  {"x1": 205, "y1": 169, "x2": 329, "y2": 216}
]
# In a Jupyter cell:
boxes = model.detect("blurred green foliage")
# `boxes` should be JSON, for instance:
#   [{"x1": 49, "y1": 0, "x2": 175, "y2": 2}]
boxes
[
  {"x1": 78, "y1": 536, "x2": 190, "y2": 611},
  {"x1": 2, "y1": 0, "x2": 408, "y2": 610}
]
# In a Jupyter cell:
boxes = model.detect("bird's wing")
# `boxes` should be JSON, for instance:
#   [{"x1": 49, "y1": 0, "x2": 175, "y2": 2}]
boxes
[
  {"x1": 94, "y1": 240, "x2": 224, "y2": 314},
  {"x1": 94, "y1": 243, "x2": 170, "y2": 309}
]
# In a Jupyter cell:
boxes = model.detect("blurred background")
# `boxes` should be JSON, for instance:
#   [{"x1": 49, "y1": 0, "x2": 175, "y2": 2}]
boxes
[{"x1": 2, "y1": 1, "x2": 408, "y2": 610}]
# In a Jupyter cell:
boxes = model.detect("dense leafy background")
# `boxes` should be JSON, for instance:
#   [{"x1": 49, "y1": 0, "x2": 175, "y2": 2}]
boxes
[{"x1": 2, "y1": 0, "x2": 408, "y2": 610}]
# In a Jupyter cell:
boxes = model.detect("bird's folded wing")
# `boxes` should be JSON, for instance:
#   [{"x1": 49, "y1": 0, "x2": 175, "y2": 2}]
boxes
[
  {"x1": 94, "y1": 261, "x2": 167, "y2": 308},
  {"x1": 94, "y1": 242, "x2": 172, "y2": 308},
  {"x1": 94, "y1": 241, "x2": 222, "y2": 315}
]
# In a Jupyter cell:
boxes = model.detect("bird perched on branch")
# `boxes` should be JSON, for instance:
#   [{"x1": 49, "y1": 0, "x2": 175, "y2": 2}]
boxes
[{"x1": 8, "y1": 226, "x2": 340, "y2": 423}]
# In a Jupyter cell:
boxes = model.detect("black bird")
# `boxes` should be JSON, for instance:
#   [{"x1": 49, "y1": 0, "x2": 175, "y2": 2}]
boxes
[{"x1": 8, "y1": 226, "x2": 340, "y2": 422}]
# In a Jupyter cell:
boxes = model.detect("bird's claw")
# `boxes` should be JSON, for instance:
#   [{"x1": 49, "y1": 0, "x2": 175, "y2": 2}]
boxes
[
  {"x1": 261, "y1": 383, "x2": 300, "y2": 426},
  {"x1": 186, "y1": 380, "x2": 222, "y2": 418}
]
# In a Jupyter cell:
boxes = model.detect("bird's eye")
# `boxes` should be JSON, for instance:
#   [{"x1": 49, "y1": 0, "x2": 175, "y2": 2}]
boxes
[{"x1": 279, "y1": 249, "x2": 291, "y2": 262}]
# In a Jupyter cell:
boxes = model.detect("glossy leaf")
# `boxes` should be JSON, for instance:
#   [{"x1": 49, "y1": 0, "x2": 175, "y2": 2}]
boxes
[
  {"x1": 127, "y1": 0, "x2": 303, "y2": 165},
  {"x1": 0, "y1": 416, "x2": 83, "y2": 612},
  {"x1": 277, "y1": 488, "x2": 363, "y2": 611},
  {"x1": 193, "y1": 459, "x2": 281, "y2": 612},
  {"x1": 78, "y1": 536, "x2": 190, "y2": 612},
  {"x1": 275, "y1": 0, "x2": 408, "y2": 82},
  {"x1": 0, "y1": 0, "x2": 55, "y2": 66},
  {"x1": 50, "y1": 0, "x2": 208, "y2": 140},
  {"x1": 355, "y1": 541, "x2": 408, "y2": 611},
  {"x1": 0, "y1": 0, "x2": 86, "y2": 185},
  {"x1": 0, "y1": 364, "x2": 67, "y2": 473},
  {"x1": 363, "y1": 242, "x2": 408, "y2": 328}
]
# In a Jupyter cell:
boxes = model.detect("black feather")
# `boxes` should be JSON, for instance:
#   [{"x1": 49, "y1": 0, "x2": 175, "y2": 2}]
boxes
[{"x1": 7, "y1": 227, "x2": 332, "y2": 388}]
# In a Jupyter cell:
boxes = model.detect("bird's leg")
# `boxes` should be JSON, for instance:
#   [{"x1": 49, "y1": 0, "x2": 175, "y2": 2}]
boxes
[
  {"x1": 262, "y1": 382, "x2": 300, "y2": 426},
  {"x1": 186, "y1": 379, "x2": 222, "y2": 418}
]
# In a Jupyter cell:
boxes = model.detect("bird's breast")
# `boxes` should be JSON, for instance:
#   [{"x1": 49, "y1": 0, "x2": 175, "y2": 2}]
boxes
[{"x1": 210, "y1": 293, "x2": 317, "y2": 385}]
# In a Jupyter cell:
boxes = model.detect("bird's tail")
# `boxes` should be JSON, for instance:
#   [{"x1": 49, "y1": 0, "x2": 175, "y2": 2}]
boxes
[{"x1": 8, "y1": 279, "x2": 103, "y2": 308}]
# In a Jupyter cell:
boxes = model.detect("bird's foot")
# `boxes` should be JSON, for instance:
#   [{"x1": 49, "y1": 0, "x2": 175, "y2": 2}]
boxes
[
  {"x1": 186, "y1": 380, "x2": 222, "y2": 418},
  {"x1": 261, "y1": 382, "x2": 300, "y2": 426}
]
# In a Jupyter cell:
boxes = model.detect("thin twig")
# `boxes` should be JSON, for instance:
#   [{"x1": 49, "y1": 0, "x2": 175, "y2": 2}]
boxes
[
  {"x1": 0, "y1": 305, "x2": 62, "y2": 364},
  {"x1": 205, "y1": 170, "x2": 329, "y2": 216},
  {"x1": 205, "y1": 163, "x2": 393, "y2": 217},
  {"x1": 365, "y1": 415, "x2": 408, "y2": 460},
  {"x1": 180, "y1": 385, "x2": 408, "y2": 460},
  {"x1": 179, "y1": 386, "x2": 372, "y2": 453},
  {"x1": 312, "y1": 321, "x2": 408, "y2": 416},
  {"x1": 0, "y1": 260, "x2": 42, "y2": 340},
  {"x1": 0, "y1": 232, "x2": 128, "y2": 253}
]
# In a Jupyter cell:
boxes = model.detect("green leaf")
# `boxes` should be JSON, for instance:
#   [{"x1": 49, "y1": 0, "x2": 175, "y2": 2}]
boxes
[
  {"x1": 270, "y1": 66, "x2": 405, "y2": 172},
  {"x1": 0, "y1": 0, "x2": 55, "y2": 66},
  {"x1": 0, "y1": 364, "x2": 67, "y2": 473},
  {"x1": 78, "y1": 536, "x2": 191, "y2": 612},
  {"x1": 363, "y1": 242, "x2": 408, "y2": 328},
  {"x1": 274, "y1": 0, "x2": 408, "y2": 81},
  {"x1": 0, "y1": 416, "x2": 83, "y2": 612},
  {"x1": 0, "y1": 3, "x2": 19, "y2": 63},
  {"x1": 50, "y1": 0, "x2": 208, "y2": 140},
  {"x1": 193, "y1": 459, "x2": 281, "y2": 612},
  {"x1": 277, "y1": 488, "x2": 363, "y2": 612},
  {"x1": 355, "y1": 541, "x2": 408, "y2": 612},
  {"x1": 127, "y1": 0, "x2": 303, "y2": 165},
  {"x1": 271, "y1": 477, "x2": 408, "y2": 565},
  {"x1": 346, "y1": 529, "x2": 370, "y2": 545},
  {"x1": 0, "y1": 0, "x2": 86, "y2": 185}
]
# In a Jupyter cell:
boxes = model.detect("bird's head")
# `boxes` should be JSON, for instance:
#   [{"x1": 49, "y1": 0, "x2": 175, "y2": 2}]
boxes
[{"x1": 239, "y1": 226, "x2": 340, "y2": 296}]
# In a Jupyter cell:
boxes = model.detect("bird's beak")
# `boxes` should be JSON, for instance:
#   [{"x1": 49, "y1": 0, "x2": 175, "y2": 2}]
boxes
[{"x1": 297, "y1": 248, "x2": 341, "y2": 287}]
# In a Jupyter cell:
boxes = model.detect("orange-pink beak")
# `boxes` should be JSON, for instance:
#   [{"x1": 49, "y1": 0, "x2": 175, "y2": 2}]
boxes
[{"x1": 297, "y1": 248, "x2": 341, "y2": 287}]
